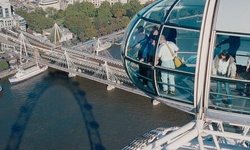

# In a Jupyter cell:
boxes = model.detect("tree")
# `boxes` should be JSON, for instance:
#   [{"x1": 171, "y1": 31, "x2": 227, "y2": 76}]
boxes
[
  {"x1": 110, "y1": 19, "x2": 122, "y2": 31},
  {"x1": 34, "y1": 7, "x2": 46, "y2": 16},
  {"x1": 65, "y1": 2, "x2": 96, "y2": 18},
  {"x1": 94, "y1": 1, "x2": 113, "y2": 35},
  {"x1": 55, "y1": 10, "x2": 65, "y2": 19},
  {"x1": 14, "y1": 0, "x2": 145, "y2": 42},
  {"x1": 123, "y1": 0, "x2": 143, "y2": 18},
  {"x1": 14, "y1": 9, "x2": 28, "y2": 18},
  {"x1": 110, "y1": 2, "x2": 123, "y2": 17},
  {"x1": 45, "y1": 7, "x2": 58, "y2": 18},
  {"x1": 79, "y1": 2, "x2": 96, "y2": 17},
  {"x1": 0, "y1": 60, "x2": 9, "y2": 70},
  {"x1": 114, "y1": 8, "x2": 126, "y2": 19},
  {"x1": 16, "y1": 8, "x2": 54, "y2": 33},
  {"x1": 97, "y1": 1, "x2": 112, "y2": 20},
  {"x1": 25, "y1": 12, "x2": 54, "y2": 33},
  {"x1": 120, "y1": 16, "x2": 130, "y2": 28},
  {"x1": 65, "y1": 15, "x2": 95, "y2": 42},
  {"x1": 79, "y1": 27, "x2": 97, "y2": 41},
  {"x1": 129, "y1": 0, "x2": 144, "y2": 14}
]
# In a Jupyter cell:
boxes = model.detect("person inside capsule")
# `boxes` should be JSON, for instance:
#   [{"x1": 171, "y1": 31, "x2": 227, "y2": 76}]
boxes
[
  {"x1": 209, "y1": 34, "x2": 250, "y2": 111},
  {"x1": 212, "y1": 49, "x2": 236, "y2": 107}
]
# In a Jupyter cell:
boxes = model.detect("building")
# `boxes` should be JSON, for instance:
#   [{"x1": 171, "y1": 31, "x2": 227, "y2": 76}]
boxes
[
  {"x1": 0, "y1": 0, "x2": 14, "y2": 30},
  {"x1": 38, "y1": 0, "x2": 60, "y2": 10},
  {"x1": 0, "y1": 0, "x2": 26, "y2": 31},
  {"x1": 87, "y1": 0, "x2": 119, "y2": 7},
  {"x1": 13, "y1": 15, "x2": 26, "y2": 31},
  {"x1": 59, "y1": 27, "x2": 73, "y2": 42}
]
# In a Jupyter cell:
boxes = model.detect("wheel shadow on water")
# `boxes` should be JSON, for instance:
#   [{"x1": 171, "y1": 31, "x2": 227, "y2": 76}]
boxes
[{"x1": 5, "y1": 72, "x2": 105, "y2": 150}]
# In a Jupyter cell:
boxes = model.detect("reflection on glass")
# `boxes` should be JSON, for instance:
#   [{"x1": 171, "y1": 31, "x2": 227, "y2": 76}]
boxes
[
  {"x1": 126, "y1": 59, "x2": 139, "y2": 82},
  {"x1": 210, "y1": 77, "x2": 250, "y2": 113},
  {"x1": 156, "y1": 68, "x2": 194, "y2": 103},
  {"x1": 125, "y1": 59, "x2": 155, "y2": 94},
  {"x1": 144, "y1": 25, "x2": 159, "y2": 65},
  {"x1": 122, "y1": 15, "x2": 139, "y2": 56},
  {"x1": 143, "y1": 0, "x2": 176, "y2": 23},
  {"x1": 168, "y1": 0, "x2": 206, "y2": 28},
  {"x1": 216, "y1": 35, "x2": 240, "y2": 60},
  {"x1": 210, "y1": 34, "x2": 250, "y2": 113},
  {"x1": 127, "y1": 24, "x2": 148, "y2": 60}
]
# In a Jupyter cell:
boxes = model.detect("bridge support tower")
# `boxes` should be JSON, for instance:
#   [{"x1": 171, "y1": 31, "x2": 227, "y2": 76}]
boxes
[{"x1": 103, "y1": 61, "x2": 116, "y2": 91}]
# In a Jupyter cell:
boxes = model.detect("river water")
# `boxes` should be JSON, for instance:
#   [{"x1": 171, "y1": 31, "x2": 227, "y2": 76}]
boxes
[{"x1": 0, "y1": 45, "x2": 193, "y2": 150}]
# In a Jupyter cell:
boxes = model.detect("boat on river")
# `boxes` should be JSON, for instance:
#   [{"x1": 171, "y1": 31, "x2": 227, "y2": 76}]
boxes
[
  {"x1": 9, "y1": 65, "x2": 48, "y2": 84},
  {"x1": 95, "y1": 38, "x2": 112, "y2": 55},
  {"x1": 0, "y1": 84, "x2": 2, "y2": 92}
]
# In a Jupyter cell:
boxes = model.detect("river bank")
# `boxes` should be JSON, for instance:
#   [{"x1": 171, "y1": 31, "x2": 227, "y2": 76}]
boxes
[
  {"x1": 0, "y1": 69, "x2": 16, "y2": 79},
  {"x1": 0, "y1": 60, "x2": 36, "y2": 79}
]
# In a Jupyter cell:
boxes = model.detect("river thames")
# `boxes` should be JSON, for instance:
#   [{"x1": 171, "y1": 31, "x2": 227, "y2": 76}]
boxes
[{"x1": 0, "y1": 45, "x2": 193, "y2": 150}]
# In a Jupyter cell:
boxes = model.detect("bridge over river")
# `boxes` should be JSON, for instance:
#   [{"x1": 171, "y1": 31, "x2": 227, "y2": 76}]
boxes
[{"x1": 0, "y1": 29, "x2": 151, "y2": 99}]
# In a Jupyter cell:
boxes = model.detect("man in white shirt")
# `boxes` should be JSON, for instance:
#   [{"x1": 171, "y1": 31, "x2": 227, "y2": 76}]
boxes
[{"x1": 155, "y1": 36, "x2": 179, "y2": 95}]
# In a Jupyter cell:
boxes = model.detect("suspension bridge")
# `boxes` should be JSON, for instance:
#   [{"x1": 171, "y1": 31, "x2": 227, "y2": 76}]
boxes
[{"x1": 0, "y1": 27, "x2": 150, "y2": 99}]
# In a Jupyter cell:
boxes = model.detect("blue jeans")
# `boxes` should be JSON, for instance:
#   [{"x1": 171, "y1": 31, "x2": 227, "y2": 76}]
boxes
[
  {"x1": 216, "y1": 72, "x2": 232, "y2": 105},
  {"x1": 161, "y1": 60, "x2": 175, "y2": 91}
]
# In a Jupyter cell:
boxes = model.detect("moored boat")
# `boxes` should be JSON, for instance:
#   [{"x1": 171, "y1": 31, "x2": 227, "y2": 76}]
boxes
[
  {"x1": 9, "y1": 65, "x2": 48, "y2": 84},
  {"x1": 95, "y1": 38, "x2": 112, "y2": 55},
  {"x1": 0, "y1": 84, "x2": 2, "y2": 92}
]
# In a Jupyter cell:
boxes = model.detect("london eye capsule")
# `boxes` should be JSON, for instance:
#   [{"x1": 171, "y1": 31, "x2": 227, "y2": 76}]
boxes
[{"x1": 121, "y1": 0, "x2": 250, "y2": 149}]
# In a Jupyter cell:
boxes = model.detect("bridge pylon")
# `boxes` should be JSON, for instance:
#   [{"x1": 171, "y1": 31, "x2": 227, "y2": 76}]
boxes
[
  {"x1": 64, "y1": 50, "x2": 77, "y2": 78},
  {"x1": 50, "y1": 23, "x2": 62, "y2": 46},
  {"x1": 102, "y1": 61, "x2": 120, "y2": 91},
  {"x1": 18, "y1": 32, "x2": 29, "y2": 64}
]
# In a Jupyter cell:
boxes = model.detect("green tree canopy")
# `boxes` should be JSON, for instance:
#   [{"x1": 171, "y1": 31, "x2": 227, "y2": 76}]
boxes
[
  {"x1": 15, "y1": 9, "x2": 28, "y2": 18},
  {"x1": 123, "y1": 0, "x2": 143, "y2": 18},
  {"x1": 15, "y1": 0, "x2": 145, "y2": 42},
  {"x1": 65, "y1": 2, "x2": 96, "y2": 18},
  {"x1": 23, "y1": 9, "x2": 54, "y2": 33},
  {"x1": 0, "y1": 60, "x2": 9, "y2": 70},
  {"x1": 45, "y1": 7, "x2": 58, "y2": 18},
  {"x1": 110, "y1": 2, "x2": 123, "y2": 17},
  {"x1": 94, "y1": 1, "x2": 113, "y2": 35},
  {"x1": 64, "y1": 14, "x2": 97, "y2": 41},
  {"x1": 96, "y1": 1, "x2": 112, "y2": 20},
  {"x1": 53, "y1": 10, "x2": 66, "y2": 20}
]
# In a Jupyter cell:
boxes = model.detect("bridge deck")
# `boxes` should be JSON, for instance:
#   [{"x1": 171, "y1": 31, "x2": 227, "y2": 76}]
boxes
[{"x1": 0, "y1": 29, "x2": 150, "y2": 99}]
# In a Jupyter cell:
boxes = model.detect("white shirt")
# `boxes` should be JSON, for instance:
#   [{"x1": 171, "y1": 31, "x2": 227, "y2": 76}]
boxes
[
  {"x1": 218, "y1": 59, "x2": 230, "y2": 74},
  {"x1": 157, "y1": 41, "x2": 179, "y2": 61}
]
